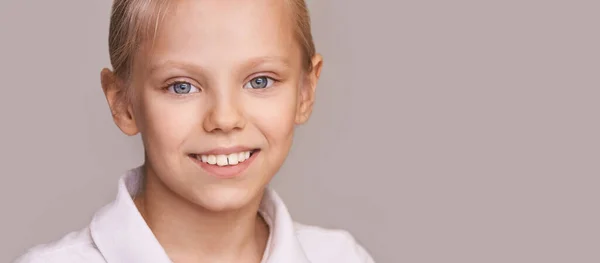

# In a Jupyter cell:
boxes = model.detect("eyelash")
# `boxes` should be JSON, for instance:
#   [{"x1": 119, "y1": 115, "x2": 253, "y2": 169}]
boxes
[
  {"x1": 243, "y1": 75, "x2": 278, "y2": 89},
  {"x1": 164, "y1": 80, "x2": 201, "y2": 95},
  {"x1": 163, "y1": 75, "x2": 279, "y2": 94}
]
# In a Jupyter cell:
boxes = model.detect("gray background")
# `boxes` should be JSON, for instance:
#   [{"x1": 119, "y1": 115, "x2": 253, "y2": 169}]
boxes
[{"x1": 2, "y1": 0, "x2": 599, "y2": 262}]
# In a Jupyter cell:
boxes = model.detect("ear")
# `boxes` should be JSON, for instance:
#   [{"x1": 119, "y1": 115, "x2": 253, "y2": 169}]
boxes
[
  {"x1": 100, "y1": 68, "x2": 139, "y2": 136},
  {"x1": 295, "y1": 54, "x2": 324, "y2": 124}
]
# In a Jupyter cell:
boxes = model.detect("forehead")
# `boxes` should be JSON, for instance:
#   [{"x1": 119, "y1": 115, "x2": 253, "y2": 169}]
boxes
[{"x1": 140, "y1": 0, "x2": 300, "y2": 70}]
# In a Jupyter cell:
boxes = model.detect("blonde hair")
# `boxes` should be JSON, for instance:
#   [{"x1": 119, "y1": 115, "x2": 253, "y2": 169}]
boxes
[{"x1": 108, "y1": 0, "x2": 316, "y2": 81}]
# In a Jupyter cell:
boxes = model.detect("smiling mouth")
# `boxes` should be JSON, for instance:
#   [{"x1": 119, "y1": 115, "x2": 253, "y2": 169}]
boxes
[{"x1": 190, "y1": 149, "x2": 259, "y2": 167}]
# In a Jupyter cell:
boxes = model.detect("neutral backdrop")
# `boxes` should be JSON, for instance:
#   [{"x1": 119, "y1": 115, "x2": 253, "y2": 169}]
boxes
[{"x1": 1, "y1": 0, "x2": 599, "y2": 262}]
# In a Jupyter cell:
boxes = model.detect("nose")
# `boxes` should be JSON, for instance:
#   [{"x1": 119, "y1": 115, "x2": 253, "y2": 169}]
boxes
[{"x1": 203, "y1": 89, "x2": 246, "y2": 133}]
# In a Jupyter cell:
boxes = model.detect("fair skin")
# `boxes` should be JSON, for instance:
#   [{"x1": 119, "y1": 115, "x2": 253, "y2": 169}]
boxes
[{"x1": 100, "y1": 0, "x2": 322, "y2": 262}]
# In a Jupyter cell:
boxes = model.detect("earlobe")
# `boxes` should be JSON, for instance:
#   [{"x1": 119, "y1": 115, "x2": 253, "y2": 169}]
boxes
[
  {"x1": 100, "y1": 68, "x2": 139, "y2": 136},
  {"x1": 295, "y1": 54, "x2": 324, "y2": 125}
]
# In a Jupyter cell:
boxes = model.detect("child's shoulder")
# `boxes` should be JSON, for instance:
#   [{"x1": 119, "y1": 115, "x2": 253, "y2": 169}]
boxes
[
  {"x1": 293, "y1": 222, "x2": 375, "y2": 263},
  {"x1": 12, "y1": 227, "x2": 104, "y2": 263}
]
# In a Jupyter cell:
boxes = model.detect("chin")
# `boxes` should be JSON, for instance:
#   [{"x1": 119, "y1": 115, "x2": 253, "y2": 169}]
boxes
[
  {"x1": 188, "y1": 184, "x2": 264, "y2": 212},
  {"x1": 146, "y1": 155, "x2": 271, "y2": 213}
]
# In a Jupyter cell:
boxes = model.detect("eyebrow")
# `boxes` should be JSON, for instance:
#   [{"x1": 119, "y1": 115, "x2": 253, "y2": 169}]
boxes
[
  {"x1": 148, "y1": 56, "x2": 292, "y2": 75},
  {"x1": 241, "y1": 56, "x2": 292, "y2": 70},
  {"x1": 148, "y1": 60, "x2": 203, "y2": 75}
]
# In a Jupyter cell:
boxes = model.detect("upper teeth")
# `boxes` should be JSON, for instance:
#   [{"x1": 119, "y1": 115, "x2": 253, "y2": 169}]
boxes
[{"x1": 198, "y1": 151, "x2": 252, "y2": 166}]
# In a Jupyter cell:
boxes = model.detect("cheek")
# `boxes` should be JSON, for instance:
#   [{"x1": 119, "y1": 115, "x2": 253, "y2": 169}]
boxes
[
  {"x1": 136, "y1": 91, "x2": 202, "y2": 154},
  {"x1": 245, "y1": 86, "x2": 298, "y2": 149}
]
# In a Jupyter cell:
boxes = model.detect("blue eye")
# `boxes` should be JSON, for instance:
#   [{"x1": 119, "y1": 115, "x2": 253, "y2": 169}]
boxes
[
  {"x1": 168, "y1": 82, "x2": 200, "y2": 94},
  {"x1": 244, "y1": 76, "x2": 274, "y2": 89}
]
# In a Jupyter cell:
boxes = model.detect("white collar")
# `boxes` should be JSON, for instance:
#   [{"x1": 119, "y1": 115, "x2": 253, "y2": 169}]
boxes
[{"x1": 89, "y1": 166, "x2": 311, "y2": 263}]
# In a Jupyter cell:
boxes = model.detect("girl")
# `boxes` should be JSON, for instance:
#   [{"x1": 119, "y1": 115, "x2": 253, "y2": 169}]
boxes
[{"x1": 15, "y1": 0, "x2": 374, "y2": 262}]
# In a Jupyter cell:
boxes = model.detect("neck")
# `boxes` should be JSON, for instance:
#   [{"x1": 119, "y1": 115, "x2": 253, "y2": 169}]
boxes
[{"x1": 134, "y1": 164, "x2": 270, "y2": 263}]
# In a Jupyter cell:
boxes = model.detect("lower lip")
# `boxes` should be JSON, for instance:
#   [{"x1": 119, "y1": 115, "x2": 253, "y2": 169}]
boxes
[{"x1": 189, "y1": 151, "x2": 259, "y2": 179}]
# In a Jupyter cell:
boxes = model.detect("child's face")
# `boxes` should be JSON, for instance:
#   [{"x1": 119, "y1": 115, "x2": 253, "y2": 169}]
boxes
[{"x1": 104, "y1": 0, "x2": 322, "y2": 211}]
